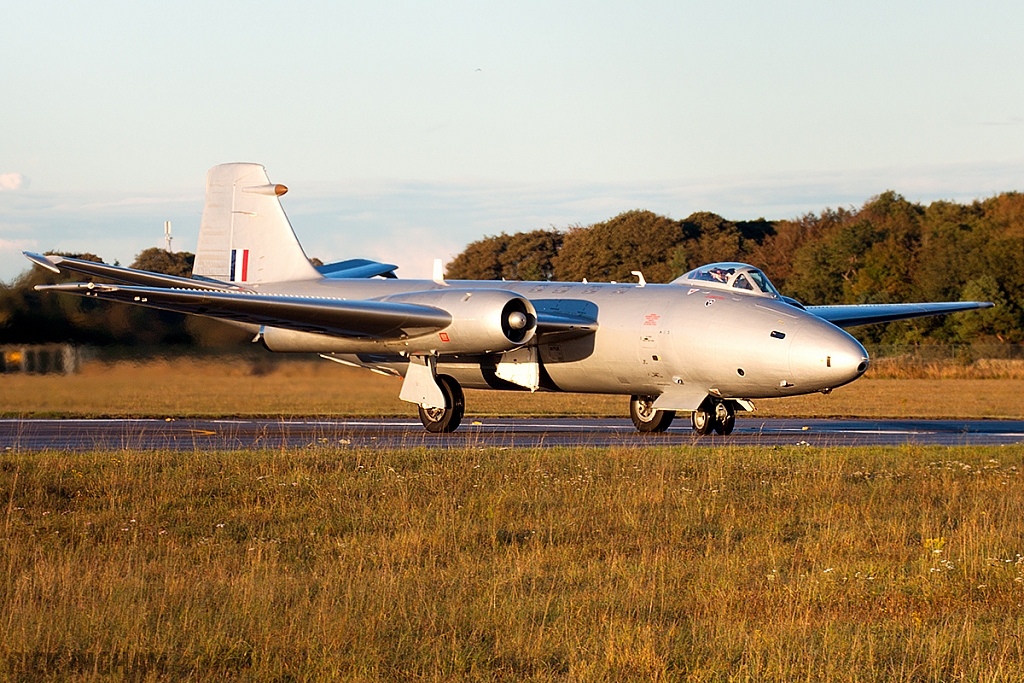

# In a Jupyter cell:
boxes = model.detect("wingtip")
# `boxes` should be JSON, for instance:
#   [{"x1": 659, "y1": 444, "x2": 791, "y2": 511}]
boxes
[{"x1": 23, "y1": 251, "x2": 61, "y2": 274}]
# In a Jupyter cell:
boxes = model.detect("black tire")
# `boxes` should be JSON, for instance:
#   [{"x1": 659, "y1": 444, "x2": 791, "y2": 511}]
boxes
[
  {"x1": 691, "y1": 400, "x2": 715, "y2": 436},
  {"x1": 417, "y1": 375, "x2": 465, "y2": 433},
  {"x1": 713, "y1": 401, "x2": 736, "y2": 436},
  {"x1": 630, "y1": 395, "x2": 675, "y2": 433}
]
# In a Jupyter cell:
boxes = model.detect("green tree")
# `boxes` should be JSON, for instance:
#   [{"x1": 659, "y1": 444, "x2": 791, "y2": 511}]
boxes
[
  {"x1": 553, "y1": 211, "x2": 685, "y2": 283},
  {"x1": 445, "y1": 234, "x2": 504, "y2": 280},
  {"x1": 953, "y1": 276, "x2": 1020, "y2": 342},
  {"x1": 443, "y1": 191, "x2": 1024, "y2": 344},
  {"x1": 446, "y1": 230, "x2": 563, "y2": 281},
  {"x1": 0, "y1": 249, "x2": 231, "y2": 346},
  {"x1": 681, "y1": 212, "x2": 741, "y2": 268},
  {"x1": 787, "y1": 218, "x2": 883, "y2": 305},
  {"x1": 0, "y1": 252, "x2": 119, "y2": 345},
  {"x1": 750, "y1": 209, "x2": 849, "y2": 291},
  {"x1": 131, "y1": 248, "x2": 195, "y2": 277}
]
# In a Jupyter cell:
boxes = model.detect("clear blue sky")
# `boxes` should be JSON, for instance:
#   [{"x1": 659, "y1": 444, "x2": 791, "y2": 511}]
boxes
[{"x1": 3, "y1": 0, "x2": 1024, "y2": 280}]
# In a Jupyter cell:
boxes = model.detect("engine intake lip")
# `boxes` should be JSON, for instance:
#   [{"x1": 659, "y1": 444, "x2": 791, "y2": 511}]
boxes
[{"x1": 501, "y1": 298, "x2": 537, "y2": 344}]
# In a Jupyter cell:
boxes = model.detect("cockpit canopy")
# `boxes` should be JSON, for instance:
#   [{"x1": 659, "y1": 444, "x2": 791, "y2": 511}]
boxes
[{"x1": 672, "y1": 262, "x2": 780, "y2": 298}]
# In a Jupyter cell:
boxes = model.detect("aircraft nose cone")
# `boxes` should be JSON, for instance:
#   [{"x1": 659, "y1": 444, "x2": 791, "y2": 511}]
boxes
[{"x1": 788, "y1": 319, "x2": 869, "y2": 391}]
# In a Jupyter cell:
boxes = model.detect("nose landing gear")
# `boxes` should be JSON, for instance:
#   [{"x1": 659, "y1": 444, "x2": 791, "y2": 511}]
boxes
[{"x1": 691, "y1": 398, "x2": 735, "y2": 436}]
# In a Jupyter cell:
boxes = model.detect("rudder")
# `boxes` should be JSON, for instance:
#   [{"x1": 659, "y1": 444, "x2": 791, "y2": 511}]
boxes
[{"x1": 192, "y1": 163, "x2": 321, "y2": 284}]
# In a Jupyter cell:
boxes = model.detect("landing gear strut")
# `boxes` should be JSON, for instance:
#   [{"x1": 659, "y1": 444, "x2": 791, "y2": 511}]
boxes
[
  {"x1": 691, "y1": 398, "x2": 735, "y2": 436},
  {"x1": 417, "y1": 375, "x2": 465, "y2": 433},
  {"x1": 629, "y1": 395, "x2": 675, "y2": 433}
]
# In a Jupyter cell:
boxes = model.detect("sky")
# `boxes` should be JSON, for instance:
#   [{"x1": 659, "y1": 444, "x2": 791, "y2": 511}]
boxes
[{"x1": 2, "y1": 0, "x2": 1024, "y2": 281}]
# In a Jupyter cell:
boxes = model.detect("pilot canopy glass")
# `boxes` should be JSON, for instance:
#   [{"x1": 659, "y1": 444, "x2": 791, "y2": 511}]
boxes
[{"x1": 673, "y1": 263, "x2": 780, "y2": 297}]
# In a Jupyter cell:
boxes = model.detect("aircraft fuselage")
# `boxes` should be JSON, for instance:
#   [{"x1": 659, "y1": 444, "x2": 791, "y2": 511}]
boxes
[
  {"x1": 32, "y1": 162, "x2": 990, "y2": 434},
  {"x1": 251, "y1": 276, "x2": 869, "y2": 405}
]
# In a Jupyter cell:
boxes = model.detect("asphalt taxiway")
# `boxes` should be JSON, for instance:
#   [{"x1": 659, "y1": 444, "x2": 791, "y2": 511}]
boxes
[{"x1": 1, "y1": 417, "x2": 1023, "y2": 451}]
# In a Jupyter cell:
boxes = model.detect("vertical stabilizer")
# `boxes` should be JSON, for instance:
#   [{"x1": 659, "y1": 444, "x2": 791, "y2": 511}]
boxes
[{"x1": 193, "y1": 163, "x2": 321, "y2": 284}]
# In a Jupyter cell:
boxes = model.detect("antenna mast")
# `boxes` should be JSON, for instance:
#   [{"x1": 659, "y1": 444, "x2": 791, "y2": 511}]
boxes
[{"x1": 164, "y1": 221, "x2": 173, "y2": 253}]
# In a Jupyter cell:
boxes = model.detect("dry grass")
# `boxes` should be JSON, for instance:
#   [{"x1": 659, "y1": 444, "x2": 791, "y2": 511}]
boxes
[
  {"x1": 748, "y1": 379, "x2": 1022, "y2": 419},
  {"x1": 1, "y1": 357, "x2": 415, "y2": 418},
  {"x1": 3, "y1": 356, "x2": 1024, "y2": 419},
  {"x1": 866, "y1": 357, "x2": 1024, "y2": 380},
  {"x1": 2, "y1": 445, "x2": 1023, "y2": 681}
]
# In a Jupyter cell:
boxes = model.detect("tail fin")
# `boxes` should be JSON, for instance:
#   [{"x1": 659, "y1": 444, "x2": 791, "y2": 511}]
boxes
[{"x1": 192, "y1": 163, "x2": 321, "y2": 284}]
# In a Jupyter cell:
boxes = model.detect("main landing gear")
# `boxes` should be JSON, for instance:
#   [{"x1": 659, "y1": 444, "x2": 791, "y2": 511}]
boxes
[
  {"x1": 417, "y1": 375, "x2": 465, "y2": 433},
  {"x1": 629, "y1": 395, "x2": 737, "y2": 436},
  {"x1": 629, "y1": 395, "x2": 676, "y2": 433},
  {"x1": 690, "y1": 397, "x2": 735, "y2": 436}
]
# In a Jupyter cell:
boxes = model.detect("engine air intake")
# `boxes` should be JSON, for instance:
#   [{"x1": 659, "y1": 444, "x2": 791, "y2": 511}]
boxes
[{"x1": 502, "y1": 299, "x2": 536, "y2": 344}]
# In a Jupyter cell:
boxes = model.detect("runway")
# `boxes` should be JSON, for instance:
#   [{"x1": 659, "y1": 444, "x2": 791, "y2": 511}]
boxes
[{"x1": 2, "y1": 417, "x2": 1023, "y2": 451}]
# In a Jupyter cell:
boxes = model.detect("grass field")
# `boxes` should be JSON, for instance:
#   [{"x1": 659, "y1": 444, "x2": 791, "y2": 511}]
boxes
[
  {"x1": 2, "y1": 445, "x2": 1023, "y2": 681},
  {"x1": 2, "y1": 356, "x2": 1024, "y2": 419}
]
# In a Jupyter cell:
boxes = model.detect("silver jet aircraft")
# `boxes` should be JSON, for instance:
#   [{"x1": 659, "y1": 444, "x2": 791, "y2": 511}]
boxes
[{"x1": 25, "y1": 163, "x2": 993, "y2": 435}]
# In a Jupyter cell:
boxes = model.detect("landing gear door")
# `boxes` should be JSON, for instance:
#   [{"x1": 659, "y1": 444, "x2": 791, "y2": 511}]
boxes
[
  {"x1": 495, "y1": 345, "x2": 540, "y2": 391},
  {"x1": 399, "y1": 355, "x2": 446, "y2": 408}
]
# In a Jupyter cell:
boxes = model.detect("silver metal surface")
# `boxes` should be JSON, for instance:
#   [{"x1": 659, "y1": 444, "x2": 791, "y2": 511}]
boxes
[{"x1": 25, "y1": 163, "x2": 993, "y2": 434}]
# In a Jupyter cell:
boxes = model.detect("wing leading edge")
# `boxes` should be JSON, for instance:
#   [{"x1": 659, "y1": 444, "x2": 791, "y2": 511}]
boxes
[
  {"x1": 808, "y1": 301, "x2": 993, "y2": 328},
  {"x1": 35, "y1": 282, "x2": 452, "y2": 339},
  {"x1": 24, "y1": 252, "x2": 242, "y2": 291},
  {"x1": 36, "y1": 281, "x2": 598, "y2": 342}
]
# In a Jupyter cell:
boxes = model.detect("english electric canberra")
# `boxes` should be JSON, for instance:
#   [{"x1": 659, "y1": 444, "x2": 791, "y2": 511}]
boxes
[{"x1": 25, "y1": 164, "x2": 992, "y2": 434}]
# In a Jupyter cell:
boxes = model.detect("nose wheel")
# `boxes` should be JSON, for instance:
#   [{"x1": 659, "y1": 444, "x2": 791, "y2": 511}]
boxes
[
  {"x1": 417, "y1": 375, "x2": 465, "y2": 433},
  {"x1": 691, "y1": 398, "x2": 735, "y2": 436},
  {"x1": 630, "y1": 395, "x2": 675, "y2": 433}
]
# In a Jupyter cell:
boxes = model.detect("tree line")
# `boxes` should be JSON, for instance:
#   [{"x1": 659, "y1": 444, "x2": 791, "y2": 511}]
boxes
[
  {"x1": 0, "y1": 249, "x2": 248, "y2": 347},
  {"x1": 446, "y1": 191, "x2": 1024, "y2": 344},
  {"x1": 2, "y1": 190, "x2": 1021, "y2": 345}
]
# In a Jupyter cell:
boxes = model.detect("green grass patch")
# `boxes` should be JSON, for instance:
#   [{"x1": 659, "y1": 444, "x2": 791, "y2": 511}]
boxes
[{"x1": 3, "y1": 445, "x2": 1024, "y2": 681}]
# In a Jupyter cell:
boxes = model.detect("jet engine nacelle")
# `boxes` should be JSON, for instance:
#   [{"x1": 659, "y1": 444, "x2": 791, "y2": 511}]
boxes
[{"x1": 385, "y1": 288, "x2": 537, "y2": 354}]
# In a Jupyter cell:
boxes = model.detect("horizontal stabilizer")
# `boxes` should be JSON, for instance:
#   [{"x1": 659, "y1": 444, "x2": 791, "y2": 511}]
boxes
[
  {"x1": 34, "y1": 282, "x2": 451, "y2": 339},
  {"x1": 24, "y1": 252, "x2": 239, "y2": 292},
  {"x1": 316, "y1": 258, "x2": 398, "y2": 279},
  {"x1": 808, "y1": 301, "x2": 993, "y2": 328}
]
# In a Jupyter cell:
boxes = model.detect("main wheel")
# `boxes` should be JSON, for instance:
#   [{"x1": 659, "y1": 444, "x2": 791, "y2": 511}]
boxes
[
  {"x1": 713, "y1": 400, "x2": 736, "y2": 435},
  {"x1": 630, "y1": 395, "x2": 675, "y2": 433},
  {"x1": 417, "y1": 375, "x2": 465, "y2": 433},
  {"x1": 690, "y1": 400, "x2": 715, "y2": 436}
]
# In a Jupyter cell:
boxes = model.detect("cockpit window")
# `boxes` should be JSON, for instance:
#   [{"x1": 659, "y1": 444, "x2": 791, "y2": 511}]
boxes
[
  {"x1": 733, "y1": 273, "x2": 754, "y2": 290},
  {"x1": 746, "y1": 269, "x2": 779, "y2": 295},
  {"x1": 673, "y1": 262, "x2": 780, "y2": 298},
  {"x1": 689, "y1": 265, "x2": 736, "y2": 284}
]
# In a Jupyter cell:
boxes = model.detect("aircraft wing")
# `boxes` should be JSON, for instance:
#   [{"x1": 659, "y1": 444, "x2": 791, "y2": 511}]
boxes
[
  {"x1": 34, "y1": 282, "x2": 451, "y2": 339},
  {"x1": 807, "y1": 301, "x2": 993, "y2": 328},
  {"x1": 24, "y1": 252, "x2": 240, "y2": 291}
]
